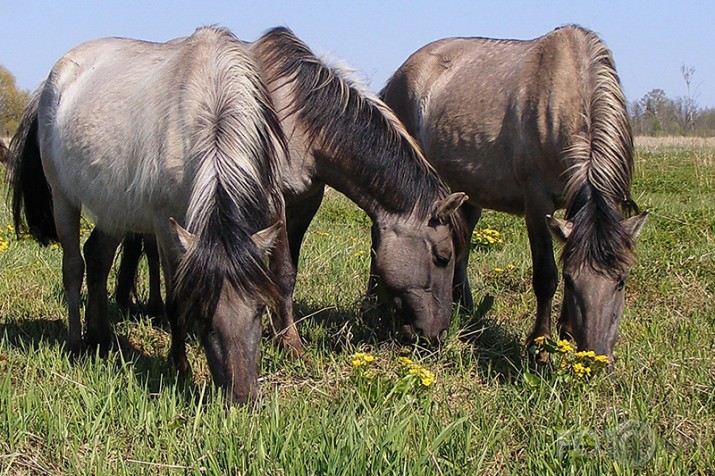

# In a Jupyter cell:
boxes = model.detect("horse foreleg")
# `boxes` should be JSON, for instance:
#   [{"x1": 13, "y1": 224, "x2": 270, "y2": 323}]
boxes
[
  {"x1": 452, "y1": 203, "x2": 482, "y2": 312},
  {"x1": 84, "y1": 228, "x2": 120, "y2": 352},
  {"x1": 268, "y1": 190, "x2": 325, "y2": 355},
  {"x1": 53, "y1": 197, "x2": 84, "y2": 354},
  {"x1": 524, "y1": 196, "x2": 558, "y2": 355},
  {"x1": 156, "y1": 242, "x2": 191, "y2": 379}
]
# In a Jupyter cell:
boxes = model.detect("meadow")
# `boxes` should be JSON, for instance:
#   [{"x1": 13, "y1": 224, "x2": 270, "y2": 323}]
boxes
[{"x1": 0, "y1": 138, "x2": 713, "y2": 474}]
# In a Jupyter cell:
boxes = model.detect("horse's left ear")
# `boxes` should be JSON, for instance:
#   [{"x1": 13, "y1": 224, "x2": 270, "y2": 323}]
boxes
[
  {"x1": 546, "y1": 215, "x2": 573, "y2": 243},
  {"x1": 251, "y1": 221, "x2": 283, "y2": 258},
  {"x1": 169, "y1": 217, "x2": 195, "y2": 253},
  {"x1": 622, "y1": 211, "x2": 648, "y2": 240},
  {"x1": 432, "y1": 192, "x2": 469, "y2": 222}
]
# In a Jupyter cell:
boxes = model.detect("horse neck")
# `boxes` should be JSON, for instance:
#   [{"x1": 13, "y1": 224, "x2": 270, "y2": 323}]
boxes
[
  {"x1": 271, "y1": 84, "x2": 444, "y2": 225},
  {"x1": 251, "y1": 27, "x2": 442, "y2": 226}
]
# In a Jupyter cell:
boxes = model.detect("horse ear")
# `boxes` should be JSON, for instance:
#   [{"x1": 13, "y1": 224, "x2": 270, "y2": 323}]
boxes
[
  {"x1": 622, "y1": 211, "x2": 648, "y2": 240},
  {"x1": 546, "y1": 215, "x2": 573, "y2": 243},
  {"x1": 251, "y1": 221, "x2": 283, "y2": 258},
  {"x1": 169, "y1": 217, "x2": 195, "y2": 253},
  {"x1": 432, "y1": 192, "x2": 468, "y2": 222}
]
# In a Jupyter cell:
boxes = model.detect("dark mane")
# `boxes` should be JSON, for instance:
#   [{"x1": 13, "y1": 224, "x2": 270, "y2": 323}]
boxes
[
  {"x1": 253, "y1": 26, "x2": 467, "y2": 252},
  {"x1": 563, "y1": 184, "x2": 635, "y2": 277},
  {"x1": 172, "y1": 27, "x2": 285, "y2": 323},
  {"x1": 561, "y1": 27, "x2": 637, "y2": 276}
]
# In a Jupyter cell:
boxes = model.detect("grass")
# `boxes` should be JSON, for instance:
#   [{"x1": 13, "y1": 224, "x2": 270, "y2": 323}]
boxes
[{"x1": 1, "y1": 138, "x2": 714, "y2": 474}]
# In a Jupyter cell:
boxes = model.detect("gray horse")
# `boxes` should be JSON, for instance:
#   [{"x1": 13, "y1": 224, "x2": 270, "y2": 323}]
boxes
[
  {"x1": 380, "y1": 25, "x2": 647, "y2": 363},
  {"x1": 11, "y1": 27, "x2": 288, "y2": 404}
]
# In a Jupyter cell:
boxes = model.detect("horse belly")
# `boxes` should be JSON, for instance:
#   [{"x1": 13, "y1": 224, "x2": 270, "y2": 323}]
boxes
[{"x1": 438, "y1": 154, "x2": 524, "y2": 214}]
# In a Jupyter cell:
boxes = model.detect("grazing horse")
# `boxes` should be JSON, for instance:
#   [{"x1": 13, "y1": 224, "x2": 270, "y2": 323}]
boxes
[
  {"x1": 0, "y1": 139, "x2": 9, "y2": 172},
  {"x1": 116, "y1": 27, "x2": 468, "y2": 346},
  {"x1": 380, "y1": 25, "x2": 647, "y2": 362},
  {"x1": 10, "y1": 27, "x2": 289, "y2": 404}
]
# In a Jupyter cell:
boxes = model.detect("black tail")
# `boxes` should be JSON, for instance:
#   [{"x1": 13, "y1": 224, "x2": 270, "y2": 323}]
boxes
[{"x1": 10, "y1": 88, "x2": 58, "y2": 245}]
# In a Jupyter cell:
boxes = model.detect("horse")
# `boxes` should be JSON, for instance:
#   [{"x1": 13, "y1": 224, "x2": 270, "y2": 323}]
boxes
[
  {"x1": 379, "y1": 25, "x2": 648, "y2": 363},
  {"x1": 10, "y1": 26, "x2": 290, "y2": 404},
  {"x1": 0, "y1": 139, "x2": 9, "y2": 172},
  {"x1": 116, "y1": 26, "x2": 469, "y2": 347}
]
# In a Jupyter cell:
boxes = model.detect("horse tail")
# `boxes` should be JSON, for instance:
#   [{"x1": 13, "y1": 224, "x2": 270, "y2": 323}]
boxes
[
  {"x1": 10, "y1": 86, "x2": 58, "y2": 245},
  {"x1": 565, "y1": 27, "x2": 635, "y2": 217}
]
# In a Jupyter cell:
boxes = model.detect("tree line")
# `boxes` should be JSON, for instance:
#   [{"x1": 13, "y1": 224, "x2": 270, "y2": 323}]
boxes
[
  {"x1": 2, "y1": 64, "x2": 714, "y2": 138},
  {"x1": 629, "y1": 88, "x2": 715, "y2": 137}
]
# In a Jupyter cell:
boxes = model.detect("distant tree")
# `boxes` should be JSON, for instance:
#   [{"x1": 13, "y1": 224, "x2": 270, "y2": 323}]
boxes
[
  {"x1": 0, "y1": 65, "x2": 30, "y2": 137},
  {"x1": 638, "y1": 89, "x2": 669, "y2": 136},
  {"x1": 680, "y1": 65, "x2": 698, "y2": 133}
]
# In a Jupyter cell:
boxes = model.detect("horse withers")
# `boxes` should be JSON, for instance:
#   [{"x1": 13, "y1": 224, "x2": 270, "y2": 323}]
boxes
[
  {"x1": 10, "y1": 27, "x2": 290, "y2": 404},
  {"x1": 380, "y1": 25, "x2": 647, "y2": 363}
]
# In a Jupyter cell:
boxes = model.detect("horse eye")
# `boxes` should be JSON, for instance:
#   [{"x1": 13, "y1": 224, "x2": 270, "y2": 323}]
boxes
[
  {"x1": 433, "y1": 249, "x2": 452, "y2": 267},
  {"x1": 616, "y1": 277, "x2": 627, "y2": 291}
]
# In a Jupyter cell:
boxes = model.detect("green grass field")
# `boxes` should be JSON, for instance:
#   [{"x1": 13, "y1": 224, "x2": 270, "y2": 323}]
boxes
[{"x1": 0, "y1": 138, "x2": 713, "y2": 474}]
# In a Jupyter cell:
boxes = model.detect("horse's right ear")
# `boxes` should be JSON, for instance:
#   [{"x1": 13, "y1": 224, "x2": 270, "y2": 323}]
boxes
[
  {"x1": 546, "y1": 215, "x2": 573, "y2": 243},
  {"x1": 432, "y1": 192, "x2": 468, "y2": 222},
  {"x1": 251, "y1": 221, "x2": 283, "y2": 258},
  {"x1": 169, "y1": 217, "x2": 195, "y2": 253}
]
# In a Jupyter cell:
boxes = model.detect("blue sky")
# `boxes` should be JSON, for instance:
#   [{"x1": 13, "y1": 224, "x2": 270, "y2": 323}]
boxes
[{"x1": 2, "y1": 1, "x2": 714, "y2": 107}]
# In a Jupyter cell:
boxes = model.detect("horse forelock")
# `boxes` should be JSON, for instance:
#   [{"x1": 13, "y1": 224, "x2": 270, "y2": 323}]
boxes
[
  {"x1": 254, "y1": 27, "x2": 452, "y2": 220},
  {"x1": 174, "y1": 27, "x2": 285, "y2": 322}
]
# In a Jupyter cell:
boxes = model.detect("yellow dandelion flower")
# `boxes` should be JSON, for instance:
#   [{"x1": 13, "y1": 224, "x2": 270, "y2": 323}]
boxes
[
  {"x1": 398, "y1": 357, "x2": 414, "y2": 366},
  {"x1": 572, "y1": 363, "x2": 592, "y2": 378},
  {"x1": 494, "y1": 267, "x2": 505, "y2": 273},
  {"x1": 575, "y1": 350, "x2": 597, "y2": 359},
  {"x1": 507, "y1": 264, "x2": 516, "y2": 270},
  {"x1": 533, "y1": 336, "x2": 546, "y2": 345},
  {"x1": 363, "y1": 354, "x2": 374, "y2": 363},
  {"x1": 420, "y1": 372, "x2": 435, "y2": 387},
  {"x1": 594, "y1": 355, "x2": 610, "y2": 365},
  {"x1": 557, "y1": 339, "x2": 574, "y2": 353}
]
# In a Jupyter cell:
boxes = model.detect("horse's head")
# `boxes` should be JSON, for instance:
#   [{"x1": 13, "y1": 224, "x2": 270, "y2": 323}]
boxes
[
  {"x1": 373, "y1": 192, "x2": 467, "y2": 345},
  {"x1": 170, "y1": 218, "x2": 282, "y2": 404},
  {"x1": 547, "y1": 211, "x2": 648, "y2": 364}
]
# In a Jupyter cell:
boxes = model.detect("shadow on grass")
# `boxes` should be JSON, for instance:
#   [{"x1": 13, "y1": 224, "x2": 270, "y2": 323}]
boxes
[
  {"x1": 0, "y1": 307, "x2": 198, "y2": 403},
  {"x1": 453, "y1": 294, "x2": 527, "y2": 385},
  {"x1": 287, "y1": 299, "x2": 400, "y2": 354},
  {"x1": 288, "y1": 293, "x2": 527, "y2": 387}
]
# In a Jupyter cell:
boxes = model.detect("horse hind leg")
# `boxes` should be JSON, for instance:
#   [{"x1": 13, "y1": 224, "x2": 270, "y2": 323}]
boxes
[
  {"x1": 83, "y1": 228, "x2": 121, "y2": 352},
  {"x1": 52, "y1": 196, "x2": 84, "y2": 354},
  {"x1": 143, "y1": 235, "x2": 164, "y2": 319},
  {"x1": 116, "y1": 234, "x2": 164, "y2": 320},
  {"x1": 115, "y1": 233, "x2": 143, "y2": 316}
]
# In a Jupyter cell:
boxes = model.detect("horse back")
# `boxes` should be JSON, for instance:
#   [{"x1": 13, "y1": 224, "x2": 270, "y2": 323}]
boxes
[{"x1": 381, "y1": 26, "x2": 617, "y2": 213}]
